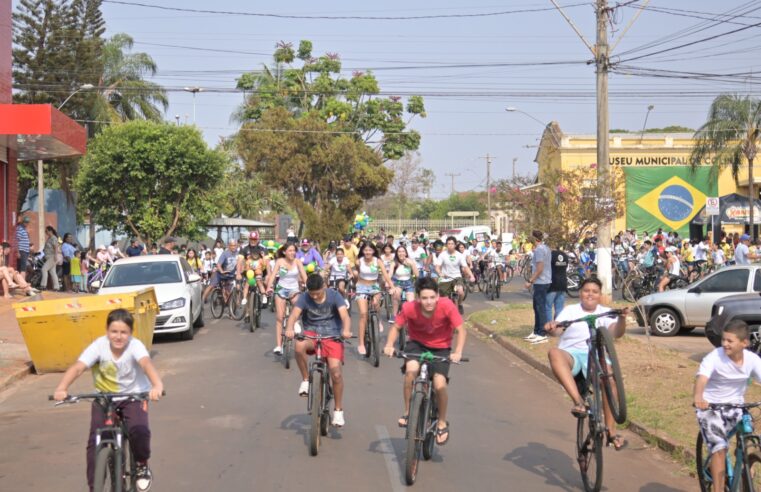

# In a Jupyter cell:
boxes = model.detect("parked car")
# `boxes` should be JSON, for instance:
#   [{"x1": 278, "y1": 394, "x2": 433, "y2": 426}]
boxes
[
  {"x1": 705, "y1": 292, "x2": 761, "y2": 349},
  {"x1": 94, "y1": 255, "x2": 204, "y2": 340},
  {"x1": 636, "y1": 265, "x2": 761, "y2": 336}
]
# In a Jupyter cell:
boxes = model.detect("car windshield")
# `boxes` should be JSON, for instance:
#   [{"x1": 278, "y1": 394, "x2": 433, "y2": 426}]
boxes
[{"x1": 103, "y1": 262, "x2": 182, "y2": 287}]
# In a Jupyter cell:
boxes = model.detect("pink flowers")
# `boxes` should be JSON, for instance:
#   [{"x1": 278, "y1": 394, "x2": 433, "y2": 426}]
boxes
[{"x1": 556, "y1": 184, "x2": 568, "y2": 193}]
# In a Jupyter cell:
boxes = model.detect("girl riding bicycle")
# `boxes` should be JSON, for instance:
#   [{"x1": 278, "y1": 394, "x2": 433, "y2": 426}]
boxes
[
  {"x1": 544, "y1": 277, "x2": 630, "y2": 451},
  {"x1": 391, "y1": 245, "x2": 419, "y2": 321},
  {"x1": 353, "y1": 240, "x2": 393, "y2": 356},
  {"x1": 267, "y1": 243, "x2": 308, "y2": 356},
  {"x1": 52, "y1": 309, "x2": 164, "y2": 492}
]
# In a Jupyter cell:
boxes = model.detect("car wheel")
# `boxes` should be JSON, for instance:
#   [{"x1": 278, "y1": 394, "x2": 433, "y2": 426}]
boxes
[
  {"x1": 182, "y1": 305, "x2": 195, "y2": 341},
  {"x1": 649, "y1": 307, "x2": 681, "y2": 337},
  {"x1": 193, "y1": 301, "x2": 205, "y2": 328}
]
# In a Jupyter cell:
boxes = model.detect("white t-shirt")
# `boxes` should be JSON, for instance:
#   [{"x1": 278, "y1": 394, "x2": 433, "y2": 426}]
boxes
[
  {"x1": 434, "y1": 250, "x2": 467, "y2": 281},
  {"x1": 78, "y1": 336, "x2": 151, "y2": 394},
  {"x1": 698, "y1": 347, "x2": 761, "y2": 404},
  {"x1": 694, "y1": 242, "x2": 709, "y2": 262},
  {"x1": 556, "y1": 303, "x2": 617, "y2": 351},
  {"x1": 735, "y1": 243, "x2": 750, "y2": 265},
  {"x1": 712, "y1": 248, "x2": 725, "y2": 265},
  {"x1": 409, "y1": 246, "x2": 427, "y2": 266},
  {"x1": 329, "y1": 257, "x2": 350, "y2": 278}
]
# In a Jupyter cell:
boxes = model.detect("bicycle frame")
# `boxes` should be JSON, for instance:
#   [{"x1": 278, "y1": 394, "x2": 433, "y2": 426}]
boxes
[
  {"x1": 306, "y1": 337, "x2": 334, "y2": 415},
  {"x1": 699, "y1": 407, "x2": 761, "y2": 491}
]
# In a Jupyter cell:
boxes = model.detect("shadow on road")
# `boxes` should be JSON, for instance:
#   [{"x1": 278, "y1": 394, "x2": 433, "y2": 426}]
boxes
[
  {"x1": 503, "y1": 441, "x2": 579, "y2": 492},
  {"x1": 638, "y1": 483, "x2": 686, "y2": 492},
  {"x1": 280, "y1": 412, "x2": 345, "y2": 447}
]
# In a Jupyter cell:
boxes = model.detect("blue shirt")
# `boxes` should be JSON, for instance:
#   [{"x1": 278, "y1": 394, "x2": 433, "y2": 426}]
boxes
[
  {"x1": 62, "y1": 242, "x2": 76, "y2": 260},
  {"x1": 217, "y1": 250, "x2": 238, "y2": 276},
  {"x1": 15, "y1": 224, "x2": 30, "y2": 253},
  {"x1": 295, "y1": 288, "x2": 345, "y2": 336},
  {"x1": 532, "y1": 243, "x2": 552, "y2": 285}
]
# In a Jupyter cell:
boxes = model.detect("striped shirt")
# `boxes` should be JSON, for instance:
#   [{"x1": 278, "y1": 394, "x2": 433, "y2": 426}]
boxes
[{"x1": 15, "y1": 225, "x2": 30, "y2": 253}]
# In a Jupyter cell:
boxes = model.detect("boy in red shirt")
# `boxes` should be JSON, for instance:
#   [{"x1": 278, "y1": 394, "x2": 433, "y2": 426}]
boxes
[{"x1": 384, "y1": 277, "x2": 467, "y2": 445}]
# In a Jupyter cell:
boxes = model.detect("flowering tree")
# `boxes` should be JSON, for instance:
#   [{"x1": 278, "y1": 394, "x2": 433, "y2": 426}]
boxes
[{"x1": 496, "y1": 166, "x2": 625, "y2": 246}]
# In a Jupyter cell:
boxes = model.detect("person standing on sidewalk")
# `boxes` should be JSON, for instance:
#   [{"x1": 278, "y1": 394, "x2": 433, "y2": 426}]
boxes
[
  {"x1": 40, "y1": 226, "x2": 60, "y2": 291},
  {"x1": 15, "y1": 216, "x2": 31, "y2": 280},
  {"x1": 524, "y1": 230, "x2": 551, "y2": 344},
  {"x1": 546, "y1": 245, "x2": 568, "y2": 322}
]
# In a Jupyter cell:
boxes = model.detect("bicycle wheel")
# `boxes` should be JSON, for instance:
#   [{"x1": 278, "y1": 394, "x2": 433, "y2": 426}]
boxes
[
  {"x1": 369, "y1": 313, "x2": 380, "y2": 368},
  {"x1": 596, "y1": 327, "x2": 627, "y2": 424},
  {"x1": 398, "y1": 327, "x2": 406, "y2": 352},
  {"x1": 93, "y1": 446, "x2": 118, "y2": 492},
  {"x1": 621, "y1": 276, "x2": 640, "y2": 303},
  {"x1": 612, "y1": 269, "x2": 622, "y2": 290},
  {"x1": 405, "y1": 390, "x2": 425, "y2": 485},
  {"x1": 210, "y1": 290, "x2": 224, "y2": 319},
  {"x1": 283, "y1": 336, "x2": 292, "y2": 370},
  {"x1": 523, "y1": 264, "x2": 532, "y2": 282},
  {"x1": 495, "y1": 274, "x2": 502, "y2": 299},
  {"x1": 248, "y1": 293, "x2": 257, "y2": 333},
  {"x1": 567, "y1": 273, "x2": 581, "y2": 299},
  {"x1": 309, "y1": 370, "x2": 323, "y2": 456},
  {"x1": 422, "y1": 396, "x2": 437, "y2": 461},
  {"x1": 489, "y1": 273, "x2": 496, "y2": 301},
  {"x1": 229, "y1": 286, "x2": 246, "y2": 321},
  {"x1": 695, "y1": 431, "x2": 728, "y2": 492},
  {"x1": 743, "y1": 448, "x2": 761, "y2": 491},
  {"x1": 576, "y1": 414, "x2": 603, "y2": 492},
  {"x1": 384, "y1": 292, "x2": 393, "y2": 322},
  {"x1": 478, "y1": 273, "x2": 488, "y2": 293},
  {"x1": 254, "y1": 293, "x2": 262, "y2": 330}
]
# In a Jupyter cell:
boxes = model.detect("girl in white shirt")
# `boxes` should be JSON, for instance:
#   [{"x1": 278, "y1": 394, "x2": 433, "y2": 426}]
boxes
[
  {"x1": 545, "y1": 277, "x2": 630, "y2": 450},
  {"x1": 694, "y1": 320, "x2": 761, "y2": 492},
  {"x1": 328, "y1": 248, "x2": 351, "y2": 298}
]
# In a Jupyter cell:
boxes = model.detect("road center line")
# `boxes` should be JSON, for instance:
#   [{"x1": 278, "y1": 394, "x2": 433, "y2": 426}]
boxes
[{"x1": 375, "y1": 424, "x2": 406, "y2": 492}]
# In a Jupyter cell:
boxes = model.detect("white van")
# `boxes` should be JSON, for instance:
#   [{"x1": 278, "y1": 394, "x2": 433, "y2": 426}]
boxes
[{"x1": 442, "y1": 225, "x2": 492, "y2": 244}]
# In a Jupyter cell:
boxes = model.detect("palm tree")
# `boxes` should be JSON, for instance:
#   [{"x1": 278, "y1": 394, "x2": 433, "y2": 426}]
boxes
[
  {"x1": 90, "y1": 33, "x2": 168, "y2": 124},
  {"x1": 690, "y1": 94, "x2": 761, "y2": 238}
]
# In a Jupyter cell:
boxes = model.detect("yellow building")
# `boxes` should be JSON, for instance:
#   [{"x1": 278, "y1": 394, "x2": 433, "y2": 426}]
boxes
[{"x1": 533, "y1": 123, "x2": 753, "y2": 237}]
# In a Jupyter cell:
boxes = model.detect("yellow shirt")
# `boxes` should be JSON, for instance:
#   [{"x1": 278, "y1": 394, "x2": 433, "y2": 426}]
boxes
[
  {"x1": 343, "y1": 244, "x2": 359, "y2": 265},
  {"x1": 522, "y1": 242, "x2": 533, "y2": 254},
  {"x1": 70, "y1": 257, "x2": 81, "y2": 276}
]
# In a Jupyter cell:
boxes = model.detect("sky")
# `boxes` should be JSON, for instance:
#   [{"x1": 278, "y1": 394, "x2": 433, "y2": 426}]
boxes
[{"x1": 15, "y1": 0, "x2": 761, "y2": 199}]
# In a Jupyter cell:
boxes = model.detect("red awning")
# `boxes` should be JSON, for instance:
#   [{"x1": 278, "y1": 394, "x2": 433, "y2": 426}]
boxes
[{"x1": 0, "y1": 104, "x2": 87, "y2": 161}]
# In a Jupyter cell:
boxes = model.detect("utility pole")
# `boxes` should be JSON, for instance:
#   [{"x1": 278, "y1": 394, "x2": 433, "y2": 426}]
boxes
[
  {"x1": 445, "y1": 173, "x2": 460, "y2": 195},
  {"x1": 512, "y1": 157, "x2": 517, "y2": 179},
  {"x1": 479, "y1": 154, "x2": 494, "y2": 231},
  {"x1": 595, "y1": 0, "x2": 613, "y2": 303}
]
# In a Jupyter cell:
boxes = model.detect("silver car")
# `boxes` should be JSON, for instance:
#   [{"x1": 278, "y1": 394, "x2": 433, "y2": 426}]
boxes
[{"x1": 636, "y1": 265, "x2": 761, "y2": 336}]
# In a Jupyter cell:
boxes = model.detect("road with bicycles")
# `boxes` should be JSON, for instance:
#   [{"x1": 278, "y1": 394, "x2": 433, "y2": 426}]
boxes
[{"x1": 0, "y1": 297, "x2": 694, "y2": 491}]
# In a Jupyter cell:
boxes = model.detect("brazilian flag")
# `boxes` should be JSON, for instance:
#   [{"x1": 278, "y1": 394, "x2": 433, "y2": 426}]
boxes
[{"x1": 624, "y1": 166, "x2": 716, "y2": 235}]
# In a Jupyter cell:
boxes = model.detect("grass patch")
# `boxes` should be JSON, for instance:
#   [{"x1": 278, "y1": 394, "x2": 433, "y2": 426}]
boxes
[{"x1": 468, "y1": 306, "x2": 761, "y2": 455}]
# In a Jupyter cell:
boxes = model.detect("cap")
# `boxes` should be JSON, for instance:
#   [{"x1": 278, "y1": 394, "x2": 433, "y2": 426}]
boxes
[
  {"x1": 741, "y1": 234, "x2": 751, "y2": 241},
  {"x1": 328, "y1": 240, "x2": 337, "y2": 248},
  {"x1": 301, "y1": 239, "x2": 310, "y2": 246},
  {"x1": 98, "y1": 244, "x2": 106, "y2": 251},
  {"x1": 248, "y1": 231, "x2": 259, "y2": 240},
  {"x1": 343, "y1": 235, "x2": 352, "y2": 242},
  {"x1": 666, "y1": 246, "x2": 677, "y2": 253},
  {"x1": 164, "y1": 236, "x2": 177, "y2": 244}
]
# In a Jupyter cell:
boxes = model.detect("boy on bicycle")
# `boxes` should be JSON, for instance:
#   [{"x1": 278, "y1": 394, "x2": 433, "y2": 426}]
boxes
[
  {"x1": 53, "y1": 309, "x2": 164, "y2": 492},
  {"x1": 286, "y1": 274, "x2": 352, "y2": 427},
  {"x1": 383, "y1": 276, "x2": 467, "y2": 446},
  {"x1": 544, "y1": 277, "x2": 629, "y2": 450},
  {"x1": 694, "y1": 320, "x2": 761, "y2": 492}
]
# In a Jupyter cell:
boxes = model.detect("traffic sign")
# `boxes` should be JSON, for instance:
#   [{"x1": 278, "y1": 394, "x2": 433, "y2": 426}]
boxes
[{"x1": 706, "y1": 197, "x2": 720, "y2": 216}]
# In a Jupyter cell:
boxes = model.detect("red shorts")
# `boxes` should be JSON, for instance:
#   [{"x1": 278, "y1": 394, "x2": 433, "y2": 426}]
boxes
[{"x1": 304, "y1": 330, "x2": 344, "y2": 363}]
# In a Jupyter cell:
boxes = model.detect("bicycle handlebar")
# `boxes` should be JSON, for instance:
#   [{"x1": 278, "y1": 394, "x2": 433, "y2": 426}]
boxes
[
  {"x1": 393, "y1": 350, "x2": 469, "y2": 363},
  {"x1": 700, "y1": 401, "x2": 761, "y2": 410},
  {"x1": 555, "y1": 309, "x2": 625, "y2": 329},
  {"x1": 295, "y1": 334, "x2": 356, "y2": 342},
  {"x1": 49, "y1": 390, "x2": 166, "y2": 404}
]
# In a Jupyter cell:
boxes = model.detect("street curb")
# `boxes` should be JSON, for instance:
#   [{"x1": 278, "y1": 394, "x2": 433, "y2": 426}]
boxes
[
  {"x1": 0, "y1": 362, "x2": 34, "y2": 393},
  {"x1": 469, "y1": 319, "x2": 695, "y2": 463}
]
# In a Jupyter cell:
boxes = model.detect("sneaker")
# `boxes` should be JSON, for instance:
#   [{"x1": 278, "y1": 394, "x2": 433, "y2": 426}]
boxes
[
  {"x1": 344, "y1": 299, "x2": 350, "y2": 309},
  {"x1": 136, "y1": 463, "x2": 153, "y2": 492},
  {"x1": 523, "y1": 333, "x2": 538, "y2": 340},
  {"x1": 298, "y1": 380, "x2": 309, "y2": 397},
  {"x1": 357, "y1": 345, "x2": 367, "y2": 356},
  {"x1": 273, "y1": 346, "x2": 283, "y2": 355},
  {"x1": 332, "y1": 410, "x2": 345, "y2": 427},
  {"x1": 261, "y1": 295, "x2": 268, "y2": 306},
  {"x1": 530, "y1": 335, "x2": 548, "y2": 344},
  {"x1": 241, "y1": 297, "x2": 247, "y2": 306}
]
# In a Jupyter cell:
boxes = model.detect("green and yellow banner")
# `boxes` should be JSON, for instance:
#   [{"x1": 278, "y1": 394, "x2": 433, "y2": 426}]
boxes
[{"x1": 623, "y1": 166, "x2": 716, "y2": 235}]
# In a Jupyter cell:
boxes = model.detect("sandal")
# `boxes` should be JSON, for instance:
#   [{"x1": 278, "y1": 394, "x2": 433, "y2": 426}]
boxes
[
  {"x1": 435, "y1": 422, "x2": 450, "y2": 446},
  {"x1": 398, "y1": 415, "x2": 409, "y2": 428},
  {"x1": 571, "y1": 402, "x2": 587, "y2": 419},
  {"x1": 606, "y1": 431, "x2": 627, "y2": 451}
]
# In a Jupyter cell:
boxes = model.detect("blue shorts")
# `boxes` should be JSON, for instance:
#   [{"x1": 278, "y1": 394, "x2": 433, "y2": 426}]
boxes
[
  {"x1": 394, "y1": 279, "x2": 414, "y2": 294},
  {"x1": 566, "y1": 348, "x2": 590, "y2": 378},
  {"x1": 356, "y1": 283, "x2": 380, "y2": 297},
  {"x1": 276, "y1": 287, "x2": 300, "y2": 299}
]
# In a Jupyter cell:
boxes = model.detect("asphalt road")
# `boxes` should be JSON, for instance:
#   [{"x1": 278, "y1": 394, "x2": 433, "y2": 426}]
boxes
[{"x1": 0, "y1": 298, "x2": 695, "y2": 491}]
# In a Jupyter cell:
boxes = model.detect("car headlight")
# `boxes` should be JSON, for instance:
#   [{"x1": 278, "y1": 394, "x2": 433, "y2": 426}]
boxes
[
  {"x1": 160, "y1": 297, "x2": 186, "y2": 310},
  {"x1": 717, "y1": 305, "x2": 724, "y2": 316}
]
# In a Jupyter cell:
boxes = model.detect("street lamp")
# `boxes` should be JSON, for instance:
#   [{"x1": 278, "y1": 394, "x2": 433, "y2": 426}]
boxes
[
  {"x1": 639, "y1": 104, "x2": 655, "y2": 143},
  {"x1": 33, "y1": 84, "x2": 95, "y2": 250},
  {"x1": 183, "y1": 86, "x2": 203, "y2": 124},
  {"x1": 505, "y1": 107, "x2": 560, "y2": 146}
]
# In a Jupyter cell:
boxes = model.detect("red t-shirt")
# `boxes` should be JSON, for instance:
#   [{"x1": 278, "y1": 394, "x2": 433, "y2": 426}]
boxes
[{"x1": 396, "y1": 297, "x2": 463, "y2": 349}]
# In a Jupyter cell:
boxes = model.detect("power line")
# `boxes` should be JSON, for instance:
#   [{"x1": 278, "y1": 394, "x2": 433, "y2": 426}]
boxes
[{"x1": 102, "y1": 1, "x2": 589, "y2": 20}]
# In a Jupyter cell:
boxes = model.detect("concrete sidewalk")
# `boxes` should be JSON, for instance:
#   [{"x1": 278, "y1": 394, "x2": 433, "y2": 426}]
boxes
[{"x1": 0, "y1": 290, "x2": 87, "y2": 392}]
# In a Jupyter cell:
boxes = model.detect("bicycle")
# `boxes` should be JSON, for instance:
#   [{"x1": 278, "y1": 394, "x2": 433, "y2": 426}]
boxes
[
  {"x1": 50, "y1": 391, "x2": 164, "y2": 492},
  {"x1": 395, "y1": 350, "x2": 468, "y2": 486},
  {"x1": 555, "y1": 310, "x2": 627, "y2": 492},
  {"x1": 696, "y1": 401, "x2": 761, "y2": 492},
  {"x1": 297, "y1": 333, "x2": 351, "y2": 456},
  {"x1": 280, "y1": 297, "x2": 295, "y2": 369},
  {"x1": 209, "y1": 276, "x2": 246, "y2": 320},
  {"x1": 381, "y1": 285, "x2": 394, "y2": 322},
  {"x1": 87, "y1": 262, "x2": 109, "y2": 293},
  {"x1": 357, "y1": 292, "x2": 382, "y2": 368},
  {"x1": 247, "y1": 283, "x2": 262, "y2": 333},
  {"x1": 482, "y1": 263, "x2": 500, "y2": 301}
]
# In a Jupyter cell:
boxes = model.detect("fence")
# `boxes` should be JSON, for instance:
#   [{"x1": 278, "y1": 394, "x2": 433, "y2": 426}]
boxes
[{"x1": 370, "y1": 219, "x2": 491, "y2": 235}]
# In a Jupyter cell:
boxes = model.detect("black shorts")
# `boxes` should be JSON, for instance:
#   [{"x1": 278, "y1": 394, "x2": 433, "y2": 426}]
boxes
[
  {"x1": 17, "y1": 250, "x2": 29, "y2": 273},
  {"x1": 62, "y1": 261, "x2": 71, "y2": 276},
  {"x1": 401, "y1": 340, "x2": 452, "y2": 381}
]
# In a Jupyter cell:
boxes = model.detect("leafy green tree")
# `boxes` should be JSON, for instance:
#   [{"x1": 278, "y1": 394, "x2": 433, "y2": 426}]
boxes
[
  {"x1": 691, "y1": 94, "x2": 761, "y2": 236},
  {"x1": 76, "y1": 121, "x2": 226, "y2": 244},
  {"x1": 235, "y1": 41, "x2": 425, "y2": 239}
]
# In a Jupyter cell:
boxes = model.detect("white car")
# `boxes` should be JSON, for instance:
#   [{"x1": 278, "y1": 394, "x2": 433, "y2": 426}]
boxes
[
  {"x1": 636, "y1": 265, "x2": 761, "y2": 336},
  {"x1": 96, "y1": 255, "x2": 204, "y2": 340}
]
